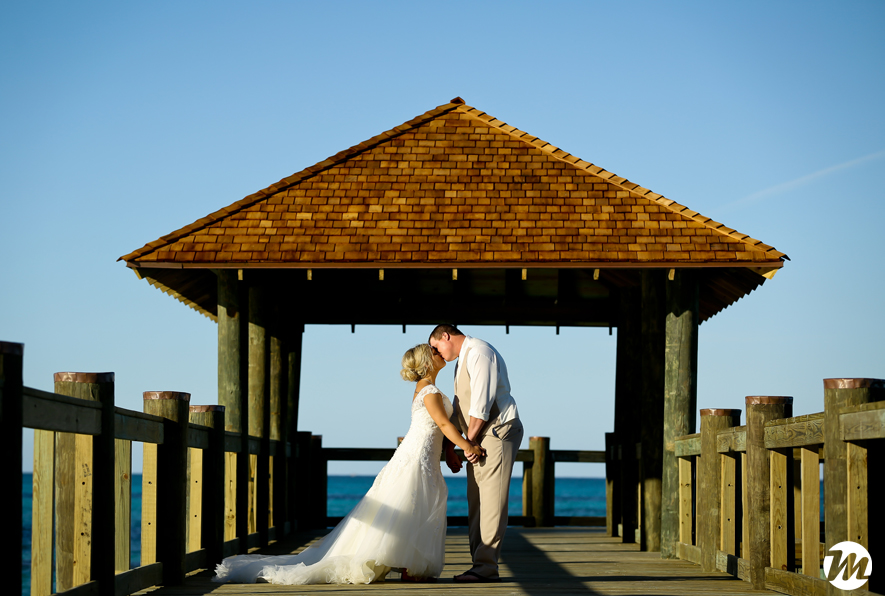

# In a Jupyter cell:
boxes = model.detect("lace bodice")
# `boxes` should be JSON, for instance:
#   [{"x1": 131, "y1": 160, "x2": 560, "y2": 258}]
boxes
[{"x1": 379, "y1": 384, "x2": 452, "y2": 482}]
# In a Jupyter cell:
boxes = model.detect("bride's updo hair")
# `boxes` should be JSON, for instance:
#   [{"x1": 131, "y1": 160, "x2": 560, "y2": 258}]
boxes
[{"x1": 401, "y1": 344, "x2": 435, "y2": 382}]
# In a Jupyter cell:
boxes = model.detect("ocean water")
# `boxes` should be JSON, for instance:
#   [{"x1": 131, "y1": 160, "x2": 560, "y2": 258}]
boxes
[{"x1": 21, "y1": 473, "x2": 604, "y2": 595}]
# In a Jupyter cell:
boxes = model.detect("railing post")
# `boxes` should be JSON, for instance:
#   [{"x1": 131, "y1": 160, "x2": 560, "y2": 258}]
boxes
[
  {"x1": 745, "y1": 395, "x2": 792, "y2": 590},
  {"x1": 53, "y1": 372, "x2": 116, "y2": 595},
  {"x1": 310, "y1": 435, "x2": 327, "y2": 528},
  {"x1": 605, "y1": 432, "x2": 620, "y2": 537},
  {"x1": 292, "y1": 431, "x2": 312, "y2": 530},
  {"x1": 698, "y1": 409, "x2": 740, "y2": 572},
  {"x1": 0, "y1": 342, "x2": 23, "y2": 592},
  {"x1": 522, "y1": 454, "x2": 533, "y2": 525},
  {"x1": 144, "y1": 391, "x2": 190, "y2": 586},
  {"x1": 189, "y1": 405, "x2": 226, "y2": 568},
  {"x1": 823, "y1": 378, "x2": 884, "y2": 594},
  {"x1": 530, "y1": 436, "x2": 553, "y2": 527}
]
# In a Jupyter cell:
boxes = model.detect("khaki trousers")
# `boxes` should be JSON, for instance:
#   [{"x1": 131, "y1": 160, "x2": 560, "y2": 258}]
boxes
[{"x1": 465, "y1": 418, "x2": 524, "y2": 578}]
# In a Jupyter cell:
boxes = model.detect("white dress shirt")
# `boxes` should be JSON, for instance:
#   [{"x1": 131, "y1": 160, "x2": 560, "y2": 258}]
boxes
[{"x1": 454, "y1": 336, "x2": 520, "y2": 424}]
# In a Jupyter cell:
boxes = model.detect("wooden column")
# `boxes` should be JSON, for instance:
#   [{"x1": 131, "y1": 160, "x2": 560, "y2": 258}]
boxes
[
  {"x1": 248, "y1": 283, "x2": 270, "y2": 546},
  {"x1": 144, "y1": 391, "x2": 190, "y2": 586},
  {"x1": 269, "y1": 329, "x2": 286, "y2": 536},
  {"x1": 745, "y1": 395, "x2": 792, "y2": 590},
  {"x1": 823, "y1": 378, "x2": 883, "y2": 594},
  {"x1": 661, "y1": 270, "x2": 698, "y2": 559},
  {"x1": 614, "y1": 287, "x2": 640, "y2": 543},
  {"x1": 530, "y1": 436, "x2": 554, "y2": 527},
  {"x1": 640, "y1": 270, "x2": 666, "y2": 552},
  {"x1": 217, "y1": 269, "x2": 249, "y2": 552},
  {"x1": 697, "y1": 409, "x2": 740, "y2": 572},
  {"x1": 189, "y1": 405, "x2": 226, "y2": 569},
  {"x1": 286, "y1": 325, "x2": 304, "y2": 531},
  {"x1": 0, "y1": 342, "x2": 23, "y2": 591}
]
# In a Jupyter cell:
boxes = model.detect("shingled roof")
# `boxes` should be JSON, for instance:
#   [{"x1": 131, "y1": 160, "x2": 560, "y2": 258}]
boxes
[{"x1": 120, "y1": 98, "x2": 787, "y2": 271}]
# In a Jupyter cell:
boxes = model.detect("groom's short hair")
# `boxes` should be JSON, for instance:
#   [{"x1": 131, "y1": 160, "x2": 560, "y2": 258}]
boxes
[{"x1": 428, "y1": 324, "x2": 464, "y2": 342}]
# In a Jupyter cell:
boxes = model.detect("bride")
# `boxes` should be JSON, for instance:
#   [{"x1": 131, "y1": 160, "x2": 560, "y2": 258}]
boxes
[{"x1": 213, "y1": 343, "x2": 484, "y2": 584}]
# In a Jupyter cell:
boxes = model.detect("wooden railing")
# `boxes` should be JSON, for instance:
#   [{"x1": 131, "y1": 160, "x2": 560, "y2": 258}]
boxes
[
  {"x1": 302, "y1": 436, "x2": 605, "y2": 529},
  {"x1": 4, "y1": 341, "x2": 606, "y2": 596},
  {"x1": 673, "y1": 380, "x2": 883, "y2": 595},
  {"x1": 2, "y1": 343, "x2": 292, "y2": 596}
]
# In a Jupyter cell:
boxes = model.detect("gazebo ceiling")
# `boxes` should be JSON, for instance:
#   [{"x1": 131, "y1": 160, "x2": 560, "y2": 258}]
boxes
[{"x1": 120, "y1": 97, "x2": 787, "y2": 326}]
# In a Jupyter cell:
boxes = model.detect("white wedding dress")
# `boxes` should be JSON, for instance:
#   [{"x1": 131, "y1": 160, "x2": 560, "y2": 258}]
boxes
[{"x1": 214, "y1": 384, "x2": 452, "y2": 584}]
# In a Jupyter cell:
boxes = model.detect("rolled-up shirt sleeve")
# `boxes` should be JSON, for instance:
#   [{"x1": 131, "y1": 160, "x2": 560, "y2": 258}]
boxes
[{"x1": 467, "y1": 349, "x2": 498, "y2": 421}]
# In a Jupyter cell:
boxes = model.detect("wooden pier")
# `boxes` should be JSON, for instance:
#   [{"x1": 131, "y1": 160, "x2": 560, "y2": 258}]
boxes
[
  {"x1": 134, "y1": 527, "x2": 766, "y2": 596},
  {"x1": 5, "y1": 346, "x2": 883, "y2": 596}
]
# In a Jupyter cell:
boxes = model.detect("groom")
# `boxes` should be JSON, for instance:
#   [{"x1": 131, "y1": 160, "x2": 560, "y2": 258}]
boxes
[{"x1": 429, "y1": 324, "x2": 524, "y2": 583}]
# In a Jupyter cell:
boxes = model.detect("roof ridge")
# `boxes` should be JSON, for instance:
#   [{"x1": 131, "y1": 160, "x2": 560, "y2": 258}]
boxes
[
  {"x1": 456, "y1": 104, "x2": 787, "y2": 261},
  {"x1": 119, "y1": 99, "x2": 465, "y2": 262}
]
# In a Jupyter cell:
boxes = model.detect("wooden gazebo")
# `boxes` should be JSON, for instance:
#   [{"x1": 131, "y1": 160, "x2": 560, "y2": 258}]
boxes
[{"x1": 119, "y1": 97, "x2": 787, "y2": 556}]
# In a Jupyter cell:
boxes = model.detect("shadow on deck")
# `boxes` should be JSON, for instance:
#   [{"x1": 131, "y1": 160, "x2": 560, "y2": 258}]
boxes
[{"x1": 134, "y1": 528, "x2": 772, "y2": 596}]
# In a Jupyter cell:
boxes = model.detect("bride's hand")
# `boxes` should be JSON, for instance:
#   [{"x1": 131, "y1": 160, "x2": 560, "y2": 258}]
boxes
[{"x1": 466, "y1": 443, "x2": 485, "y2": 460}]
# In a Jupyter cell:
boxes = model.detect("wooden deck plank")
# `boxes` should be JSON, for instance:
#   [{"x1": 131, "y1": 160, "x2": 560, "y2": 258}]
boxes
[{"x1": 134, "y1": 528, "x2": 775, "y2": 596}]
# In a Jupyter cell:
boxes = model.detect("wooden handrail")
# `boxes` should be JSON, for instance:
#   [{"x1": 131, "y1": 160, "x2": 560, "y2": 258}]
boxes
[{"x1": 670, "y1": 380, "x2": 884, "y2": 595}]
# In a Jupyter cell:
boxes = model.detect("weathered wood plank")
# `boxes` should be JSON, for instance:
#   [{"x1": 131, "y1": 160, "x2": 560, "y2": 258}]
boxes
[
  {"x1": 31, "y1": 429, "x2": 54, "y2": 596},
  {"x1": 187, "y1": 424, "x2": 210, "y2": 450},
  {"x1": 765, "y1": 566, "x2": 827, "y2": 596},
  {"x1": 770, "y1": 448, "x2": 791, "y2": 572},
  {"x1": 675, "y1": 434, "x2": 700, "y2": 457},
  {"x1": 801, "y1": 446, "x2": 820, "y2": 578},
  {"x1": 141, "y1": 443, "x2": 157, "y2": 565},
  {"x1": 73, "y1": 432, "x2": 93, "y2": 586},
  {"x1": 716, "y1": 425, "x2": 747, "y2": 453},
  {"x1": 114, "y1": 563, "x2": 162, "y2": 596},
  {"x1": 720, "y1": 452, "x2": 738, "y2": 556},
  {"x1": 187, "y1": 447, "x2": 203, "y2": 553},
  {"x1": 840, "y1": 404, "x2": 885, "y2": 441},
  {"x1": 846, "y1": 440, "x2": 868, "y2": 548},
  {"x1": 115, "y1": 439, "x2": 131, "y2": 573},
  {"x1": 765, "y1": 413, "x2": 825, "y2": 449},
  {"x1": 676, "y1": 540, "x2": 701, "y2": 564},
  {"x1": 114, "y1": 410, "x2": 163, "y2": 444},
  {"x1": 551, "y1": 450, "x2": 604, "y2": 463},
  {"x1": 678, "y1": 457, "x2": 693, "y2": 544},
  {"x1": 715, "y1": 550, "x2": 750, "y2": 580},
  {"x1": 23, "y1": 386, "x2": 102, "y2": 434}
]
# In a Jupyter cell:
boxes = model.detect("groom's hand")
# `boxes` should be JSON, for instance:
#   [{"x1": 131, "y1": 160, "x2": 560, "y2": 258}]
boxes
[
  {"x1": 445, "y1": 445, "x2": 462, "y2": 473},
  {"x1": 464, "y1": 440, "x2": 485, "y2": 464}
]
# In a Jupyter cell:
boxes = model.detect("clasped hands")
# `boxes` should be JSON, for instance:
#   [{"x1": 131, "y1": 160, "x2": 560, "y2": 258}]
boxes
[{"x1": 445, "y1": 441, "x2": 486, "y2": 473}]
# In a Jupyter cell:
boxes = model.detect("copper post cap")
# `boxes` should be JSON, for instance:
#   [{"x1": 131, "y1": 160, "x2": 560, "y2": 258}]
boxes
[
  {"x1": 189, "y1": 405, "x2": 225, "y2": 412},
  {"x1": 823, "y1": 378, "x2": 885, "y2": 389},
  {"x1": 700, "y1": 408, "x2": 742, "y2": 417},
  {"x1": 143, "y1": 391, "x2": 191, "y2": 401},
  {"x1": 54, "y1": 372, "x2": 115, "y2": 383},
  {"x1": 745, "y1": 396, "x2": 793, "y2": 405}
]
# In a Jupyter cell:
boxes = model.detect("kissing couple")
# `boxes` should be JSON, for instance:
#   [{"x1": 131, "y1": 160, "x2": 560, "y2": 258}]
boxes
[{"x1": 214, "y1": 324, "x2": 524, "y2": 584}]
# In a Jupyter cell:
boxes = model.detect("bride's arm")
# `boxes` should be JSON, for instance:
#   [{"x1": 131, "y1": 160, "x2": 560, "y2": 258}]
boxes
[{"x1": 424, "y1": 393, "x2": 485, "y2": 458}]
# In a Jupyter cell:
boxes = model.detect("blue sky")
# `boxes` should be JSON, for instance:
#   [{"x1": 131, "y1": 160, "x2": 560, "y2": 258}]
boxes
[{"x1": 3, "y1": 2, "x2": 883, "y2": 477}]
